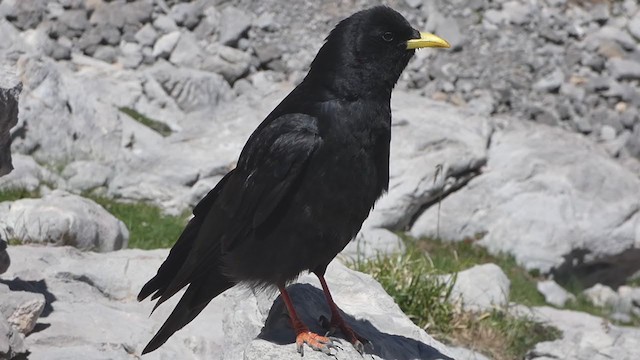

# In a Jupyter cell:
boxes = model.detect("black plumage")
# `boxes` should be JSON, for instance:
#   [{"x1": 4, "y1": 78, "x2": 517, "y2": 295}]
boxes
[{"x1": 138, "y1": 6, "x2": 449, "y2": 356}]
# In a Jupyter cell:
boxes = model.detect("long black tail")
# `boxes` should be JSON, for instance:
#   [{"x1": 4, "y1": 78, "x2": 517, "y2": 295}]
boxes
[
  {"x1": 137, "y1": 171, "x2": 236, "y2": 354},
  {"x1": 141, "y1": 272, "x2": 233, "y2": 354},
  {"x1": 138, "y1": 170, "x2": 234, "y2": 304}
]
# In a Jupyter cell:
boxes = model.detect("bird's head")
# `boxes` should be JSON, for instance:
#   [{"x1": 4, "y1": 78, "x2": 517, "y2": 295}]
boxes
[{"x1": 306, "y1": 6, "x2": 450, "y2": 100}]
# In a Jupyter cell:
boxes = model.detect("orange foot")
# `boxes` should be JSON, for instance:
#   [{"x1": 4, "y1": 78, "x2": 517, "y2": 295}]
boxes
[
  {"x1": 295, "y1": 331, "x2": 338, "y2": 356},
  {"x1": 320, "y1": 315, "x2": 371, "y2": 354}
]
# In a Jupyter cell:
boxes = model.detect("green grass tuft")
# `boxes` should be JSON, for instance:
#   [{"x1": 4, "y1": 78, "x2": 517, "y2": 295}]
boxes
[
  {"x1": 352, "y1": 241, "x2": 455, "y2": 334},
  {"x1": 0, "y1": 188, "x2": 39, "y2": 203},
  {"x1": 351, "y1": 236, "x2": 561, "y2": 359},
  {"x1": 119, "y1": 107, "x2": 173, "y2": 137},
  {"x1": 89, "y1": 196, "x2": 187, "y2": 249},
  {"x1": 412, "y1": 235, "x2": 546, "y2": 307}
]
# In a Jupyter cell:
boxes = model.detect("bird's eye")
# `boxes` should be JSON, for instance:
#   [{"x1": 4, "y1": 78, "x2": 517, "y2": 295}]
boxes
[{"x1": 382, "y1": 32, "x2": 394, "y2": 42}]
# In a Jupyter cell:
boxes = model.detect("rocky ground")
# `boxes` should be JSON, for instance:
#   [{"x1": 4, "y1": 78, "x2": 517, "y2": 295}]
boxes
[{"x1": 1, "y1": 0, "x2": 640, "y2": 359}]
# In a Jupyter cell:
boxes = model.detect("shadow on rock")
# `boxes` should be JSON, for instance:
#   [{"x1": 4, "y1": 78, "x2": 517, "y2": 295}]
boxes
[
  {"x1": 258, "y1": 283, "x2": 453, "y2": 360},
  {"x1": 0, "y1": 278, "x2": 56, "y2": 317}
]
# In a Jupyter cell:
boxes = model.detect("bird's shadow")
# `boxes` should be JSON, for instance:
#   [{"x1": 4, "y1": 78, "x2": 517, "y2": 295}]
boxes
[
  {"x1": 0, "y1": 278, "x2": 57, "y2": 318},
  {"x1": 257, "y1": 283, "x2": 453, "y2": 360}
]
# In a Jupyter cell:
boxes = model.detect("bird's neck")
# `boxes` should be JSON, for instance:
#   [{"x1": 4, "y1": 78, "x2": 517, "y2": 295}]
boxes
[{"x1": 304, "y1": 67, "x2": 395, "y2": 103}]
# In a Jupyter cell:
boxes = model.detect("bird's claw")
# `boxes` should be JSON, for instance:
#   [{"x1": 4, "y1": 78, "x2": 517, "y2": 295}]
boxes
[
  {"x1": 295, "y1": 331, "x2": 337, "y2": 357},
  {"x1": 318, "y1": 314, "x2": 371, "y2": 355}
]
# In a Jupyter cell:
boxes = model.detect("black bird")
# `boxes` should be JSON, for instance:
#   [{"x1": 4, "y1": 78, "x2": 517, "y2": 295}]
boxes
[{"x1": 138, "y1": 6, "x2": 449, "y2": 356}]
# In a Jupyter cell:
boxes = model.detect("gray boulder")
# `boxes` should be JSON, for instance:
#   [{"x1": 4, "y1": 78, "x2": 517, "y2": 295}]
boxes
[
  {"x1": 148, "y1": 61, "x2": 232, "y2": 112},
  {"x1": 537, "y1": 280, "x2": 575, "y2": 307},
  {"x1": 446, "y1": 263, "x2": 510, "y2": 312},
  {"x1": 0, "y1": 190, "x2": 128, "y2": 252},
  {"x1": 61, "y1": 160, "x2": 113, "y2": 193},
  {"x1": 411, "y1": 120, "x2": 640, "y2": 275},
  {"x1": 364, "y1": 92, "x2": 491, "y2": 233},
  {"x1": 219, "y1": 6, "x2": 251, "y2": 46},
  {"x1": 0, "y1": 65, "x2": 21, "y2": 177},
  {"x1": 12, "y1": 55, "x2": 127, "y2": 166},
  {"x1": 152, "y1": 31, "x2": 181, "y2": 59}
]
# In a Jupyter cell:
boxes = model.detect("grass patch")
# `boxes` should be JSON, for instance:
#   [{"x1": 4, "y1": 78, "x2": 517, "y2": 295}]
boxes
[
  {"x1": 351, "y1": 237, "x2": 560, "y2": 359},
  {"x1": 0, "y1": 189, "x2": 187, "y2": 249},
  {"x1": 0, "y1": 188, "x2": 39, "y2": 203},
  {"x1": 450, "y1": 310, "x2": 561, "y2": 360},
  {"x1": 119, "y1": 107, "x2": 172, "y2": 137},
  {"x1": 627, "y1": 277, "x2": 640, "y2": 287},
  {"x1": 352, "y1": 242, "x2": 456, "y2": 335},
  {"x1": 413, "y1": 235, "x2": 546, "y2": 306},
  {"x1": 89, "y1": 196, "x2": 187, "y2": 249}
]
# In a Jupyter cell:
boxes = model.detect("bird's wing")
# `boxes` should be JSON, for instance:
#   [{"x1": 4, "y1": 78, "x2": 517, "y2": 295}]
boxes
[{"x1": 148, "y1": 113, "x2": 322, "y2": 308}]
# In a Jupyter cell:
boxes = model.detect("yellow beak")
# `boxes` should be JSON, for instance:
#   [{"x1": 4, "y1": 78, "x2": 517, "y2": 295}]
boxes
[{"x1": 406, "y1": 32, "x2": 451, "y2": 50}]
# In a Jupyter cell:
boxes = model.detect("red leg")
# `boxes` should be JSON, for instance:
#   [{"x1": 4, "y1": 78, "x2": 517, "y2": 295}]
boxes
[
  {"x1": 278, "y1": 285, "x2": 336, "y2": 356},
  {"x1": 315, "y1": 274, "x2": 369, "y2": 354}
]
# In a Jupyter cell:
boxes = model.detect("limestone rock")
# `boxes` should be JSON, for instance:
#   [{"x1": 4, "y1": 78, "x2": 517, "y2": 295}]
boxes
[
  {"x1": 518, "y1": 306, "x2": 640, "y2": 360},
  {"x1": 446, "y1": 263, "x2": 510, "y2": 311},
  {"x1": 0, "y1": 190, "x2": 129, "y2": 252},
  {"x1": 0, "y1": 246, "x2": 470, "y2": 360},
  {"x1": 411, "y1": 120, "x2": 640, "y2": 275},
  {"x1": 537, "y1": 280, "x2": 575, "y2": 307},
  {"x1": 222, "y1": 262, "x2": 456, "y2": 359},
  {"x1": 0, "y1": 314, "x2": 26, "y2": 360}
]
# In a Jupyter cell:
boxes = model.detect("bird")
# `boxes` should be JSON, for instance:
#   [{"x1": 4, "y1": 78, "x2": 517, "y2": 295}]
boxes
[{"x1": 138, "y1": 5, "x2": 449, "y2": 356}]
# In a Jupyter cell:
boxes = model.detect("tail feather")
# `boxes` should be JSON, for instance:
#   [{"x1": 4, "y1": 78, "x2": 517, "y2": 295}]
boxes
[
  {"x1": 137, "y1": 218, "x2": 201, "y2": 303},
  {"x1": 137, "y1": 170, "x2": 237, "y2": 354},
  {"x1": 141, "y1": 274, "x2": 233, "y2": 354},
  {"x1": 137, "y1": 170, "x2": 235, "y2": 304}
]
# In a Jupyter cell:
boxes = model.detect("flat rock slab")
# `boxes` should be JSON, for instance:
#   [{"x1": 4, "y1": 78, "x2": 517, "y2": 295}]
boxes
[
  {"x1": 221, "y1": 262, "x2": 456, "y2": 360},
  {"x1": 1, "y1": 246, "x2": 480, "y2": 360}
]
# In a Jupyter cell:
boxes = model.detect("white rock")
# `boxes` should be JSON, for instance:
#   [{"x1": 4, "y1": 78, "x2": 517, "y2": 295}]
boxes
[
  {"x1": 583, "y1": 283, "x2": 619, "y2": 308},
  {"x1": 219, "y1": 6, "x2": 251, "y2": 46},
  {"x1": 0, "y1": 154, "x2": 63, "y2": 192},
  {"x1": 608, "y1": 58, "x2": 640, "y2": 81},
  {"x1": 366, "y1": 92, "x2": 490, "y2": 231},
  {"x1": 411, "y1": 120, "x2": 640, "y2": 274},
  {"x1": 0, "y1": 314, "x2": 26, "y2": 359},
  {"x1": 61, "y1": 160, "x2": 113, "y2": 192},
  {"x1": 629, "y1": 12, "x2": 640, "y2": 40},
  {"x1": 537, "y1": 280, "x2": 575, "y2": 307},
  {"x1": 0, "y1": 190, "x2": 129, "y2": 252},
  {"x1": 134, "y1": 23, "x2": 158, "y2": 47},
  {"x1": 341, "y1": 227, "x2": 404, "y2": 261},
  {"x1": 517, "y1": 306, "x2": 640, "y2": 360},
  {"x1": 152, "y1": 31, "x2": 181, "y2": 59},
  {"x1": 12, "y1": 56, "x2": 128, "y2": 166},
  {"x1": 447, "y1": 263, "x2": 510, "y2": 311}
]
